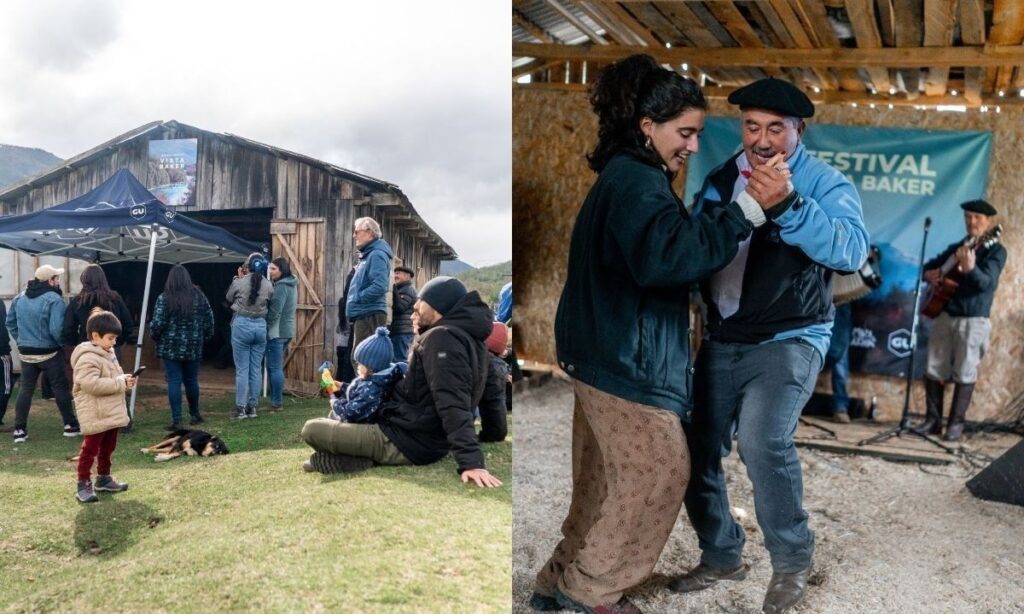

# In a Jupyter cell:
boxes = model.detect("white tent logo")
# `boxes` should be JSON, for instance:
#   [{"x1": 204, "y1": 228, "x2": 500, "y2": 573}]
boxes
[
  {"x1": 887, "y1": 328, "x2": 913, "y2": 358},
  {"x1": 163, "y1": 210, "x2": 176, "y2": 222},
  {"x1": 130, "y1": 205, "x2": 146, "y2": 220}
]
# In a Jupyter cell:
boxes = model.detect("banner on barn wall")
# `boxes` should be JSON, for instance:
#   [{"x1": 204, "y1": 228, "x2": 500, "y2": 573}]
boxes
[
  {"x1": 684, "y1": 117, "x2": 992, "y2": 378},
  {"x1": 147, "y1": 138, "x2": 198, "y2": 207}
]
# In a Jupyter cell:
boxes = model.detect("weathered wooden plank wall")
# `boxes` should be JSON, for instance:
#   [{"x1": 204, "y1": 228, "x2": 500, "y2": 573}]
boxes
[
  {"x1": 514, "y1": 87, "x2": 1023, "y2": 422},
  {"x1": 0, "y1": 123, "x2": 448, "y2": 366}
]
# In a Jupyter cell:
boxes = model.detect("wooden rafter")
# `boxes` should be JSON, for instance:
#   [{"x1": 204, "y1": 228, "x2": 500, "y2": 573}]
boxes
[
  {"x1": 922, "y1": 0, "x2": 957, "y2": 96},
  {"x1": 960, "y1": 0, "x2": 986, "y2": 104},
  {"x1": 593, "y1": 0, "x2": 662, "y2": 47},
  {"x1": 986, "y1": 0, "x2": 1024, "y2": 94},
  {"x1": 516, "y1": 81, "x2": 1017, "y2": 108},
  {"x1": 763, "y1": 0, "x2": 837, "y2": 90},
  {"x1": 544, "y1": 0, "x2": 608, "y2": 45},
  {"x1": 875, "y1": 0, "x2": 897, "y2": 47},
  {"x1": 703, "y1": 1, "x2": 783, "y2": 78},
  {"x1": 844, "y1": 0, "x2": 892, "y2": 92},
  {"x1": 892, "y1": 0, "x2": 923, "y2": 99},
  {"x1": 514, "y1": 9, "x2": 556, "y2": 44},
  {"x1": 652, "y1": 1, "x2": 744, "y2": 85},
  {"x1": 512, "y1": 42, "x2": 1024, "y2": 69},
  {"x1": 789, "y1": 0, "x2": 865, "y2": 91},
  {"x1": 571, "y1": 0, "x2": 635, "y2": 46}
]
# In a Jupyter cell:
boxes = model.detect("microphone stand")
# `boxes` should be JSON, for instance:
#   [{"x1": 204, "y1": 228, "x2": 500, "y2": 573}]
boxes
[{"x1": 858, "y1": 216, "x2": 958, "y2": 455}]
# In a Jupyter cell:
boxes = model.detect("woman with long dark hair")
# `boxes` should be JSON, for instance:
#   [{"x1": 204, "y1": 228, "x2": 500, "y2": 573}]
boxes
[
  {"x1": 265, "y1": 257, "x2": 297, "y2": 411},
  {"x1": 149, "y1": 265, "x2": 214, "y2": 429},
  {"x1": 63, "y1": 264, "x2": 134, "y2": 354},
  {"x1": 531, "y1": 55, "x2": 772, "y2": 612},
  {"x1": 225, "y1": 252, "x2": 273, "y2": 419}
]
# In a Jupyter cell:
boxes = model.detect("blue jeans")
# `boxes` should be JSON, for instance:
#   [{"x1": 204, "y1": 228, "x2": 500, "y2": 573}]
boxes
[
  {"x1": 684, "y1": 338, "x2": 822, "y2": 573},
  {"x1": 266, "y1": 337, "x2": 291, "y2": 406},
  {"x1": 391, "y1": 334, "x2": 413, "y2": 362},
  {"x1": 825, "y1": 304, "x2": 852, "y2": 413},
  {"x1": 163, "y1": 358, "x2": 200, "y2": 422},
  {"x1": 231, "y1": 316, "x2": 267, "y2": 408}
]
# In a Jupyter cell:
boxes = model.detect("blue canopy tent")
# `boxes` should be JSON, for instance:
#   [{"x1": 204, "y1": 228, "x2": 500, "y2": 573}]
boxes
[{"x1": 0, "y1": 168, "x2": 264, "y2": 418}]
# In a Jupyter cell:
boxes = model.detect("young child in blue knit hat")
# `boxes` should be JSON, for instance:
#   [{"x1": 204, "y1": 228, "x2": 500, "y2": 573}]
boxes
[{"x1": 327, "y1": 326, "x2": 407, "y2": 423}]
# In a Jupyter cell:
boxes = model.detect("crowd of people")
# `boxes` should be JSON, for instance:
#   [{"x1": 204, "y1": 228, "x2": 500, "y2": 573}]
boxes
[{"x1": 0, "y1": 213, "x2": 509, "y2": 502}]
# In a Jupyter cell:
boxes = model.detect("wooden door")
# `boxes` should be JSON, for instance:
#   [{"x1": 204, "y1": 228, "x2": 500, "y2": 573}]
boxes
[{"x1": 271, "y1": 218, "x2": 326, "y2": 394}]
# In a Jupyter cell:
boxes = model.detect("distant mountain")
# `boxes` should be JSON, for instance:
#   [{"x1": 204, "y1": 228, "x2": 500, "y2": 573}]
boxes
[
  {"x1": 454, "y1": 260, "x2": 511, "y2": 308},
  {"x1": 440, "y1": 259, "x2": 475, "y2": 276},
  {"x1": 0, "y1": 144, "x2": 62, "y2": 189}
]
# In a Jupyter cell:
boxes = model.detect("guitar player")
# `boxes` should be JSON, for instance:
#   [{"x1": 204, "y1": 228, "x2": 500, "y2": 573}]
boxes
[{"x1": 915, "y1": 199, "x2": 1007, "y2": 441}]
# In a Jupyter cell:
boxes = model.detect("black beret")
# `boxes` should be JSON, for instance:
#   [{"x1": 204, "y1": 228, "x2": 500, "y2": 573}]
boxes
[
  {"x1": 728, "y1": 78, "x2": 815, "y2": 118},
  {"x1": 395, "y1": 265, "x2": 415, "y2": 276},
  {"x1": 960, "y1": 199, "x2": 997, "y2": 216}
]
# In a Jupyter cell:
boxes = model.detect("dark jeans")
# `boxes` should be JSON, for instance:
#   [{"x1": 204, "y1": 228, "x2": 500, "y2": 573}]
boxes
[
  {"x1": 351, "y1": 313, "x2": 388, "y2": 372},
  {"x1": 78, "y1": 428, "x2": 119, "y2": 481},
  {"x1": 0, "y1": 354, "x2": 12, "y2": 423},
  {"x1": 163, "y1": 358, "x2": 200, "y2": 423},
  {"x1": 391, "y1": 334, "x2": 414, "y2": 362},
  {"x1": 336, "y1": 346, "x2": 356, "y2": 384},
  {"x1": 15, "y1": 352, "x2": 77, "y2": 430},
  {"x1": 825, "y1": 304, "x2": 852, "y2": 413},
  {"x1": 684, "y1": 338, "x2": 822, "y2": 573}
]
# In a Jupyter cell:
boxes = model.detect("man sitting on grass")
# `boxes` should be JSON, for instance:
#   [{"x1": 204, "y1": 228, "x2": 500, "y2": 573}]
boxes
[{"x1": 300, "y1": 276, "x2": 502, "y2": 488}]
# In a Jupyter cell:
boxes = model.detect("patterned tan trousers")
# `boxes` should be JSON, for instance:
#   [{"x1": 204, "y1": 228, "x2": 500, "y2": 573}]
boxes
[{"x1": 535, "y1": 380, "x2": 690, "y2": 606}]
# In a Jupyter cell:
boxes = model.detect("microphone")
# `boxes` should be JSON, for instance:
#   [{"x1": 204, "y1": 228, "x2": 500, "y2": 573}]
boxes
[{"x1": 924, "y1": 217, "x2": 932, "y2": 229}]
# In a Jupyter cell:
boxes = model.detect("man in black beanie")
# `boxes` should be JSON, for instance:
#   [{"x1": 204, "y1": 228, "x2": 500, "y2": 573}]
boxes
[{"x1": 300, "y1": 276, "x2": 503, "y2": 488}]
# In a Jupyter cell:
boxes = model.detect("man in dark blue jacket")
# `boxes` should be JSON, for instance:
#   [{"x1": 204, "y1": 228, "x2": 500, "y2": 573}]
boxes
[
  {"x1": 671, "y1": 79, "x2": 868, "y2": 614},
  {"x1": 915, "y1": 199, "x2": 1006, "y2": 441},
  {"x1": 346, "y1": 217, "x2": 393, "y2": 372}
]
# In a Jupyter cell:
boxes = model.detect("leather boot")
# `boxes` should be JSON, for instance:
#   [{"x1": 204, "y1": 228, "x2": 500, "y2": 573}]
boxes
[
  {"x1": 944, "y1": 382, "x2": 975, "y2": 441},
  {"x1": 912, "y1": 378, "x2": 945, "y2": 435}
]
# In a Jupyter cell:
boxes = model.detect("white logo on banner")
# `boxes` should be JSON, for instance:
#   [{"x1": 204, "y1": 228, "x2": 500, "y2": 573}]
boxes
[
  {"x1": 850, "y1": 327, "x2": 877, "y2": 349},
  {"x1": 887, "y1": 329, "x2": 913, "y2": 357},
  {"x1": 163, "y1": 209, "x2": 176, "y2": 222}
]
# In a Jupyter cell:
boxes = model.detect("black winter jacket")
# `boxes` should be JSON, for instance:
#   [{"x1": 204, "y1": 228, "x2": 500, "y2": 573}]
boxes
[
  {"x1": 62, "y1": 294, "x2": 134, "y2": 347},
  {"x1": 555, "y1": 153, "x2": 753, "y2": 417},
  {"x1": 390, "y1": 280, "x2": 417, "y2": 336},
  {"x1": 923, "y1": 240, "x2": 1006, "y2": 318},
  {"x1": 378, "y1": 290, "x2": 493, "y2": 472}
]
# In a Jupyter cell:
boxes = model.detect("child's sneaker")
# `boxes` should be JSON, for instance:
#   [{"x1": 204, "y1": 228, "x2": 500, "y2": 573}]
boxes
[
  {"x1": 94, "y1": 475, "x2": 128, "y2": 492},
  {"x1": 63, "y1": 424, "x2": 82, "y2": 437},
  {"x1": 76, "y1": 480, "x2": 98, "y2": 503},
  {"x1": 231, "y1": 406, "x2": 247, "y2": 420},
  {"x1": 12, "y1": 428, "x2": 27, "y2": 443}
]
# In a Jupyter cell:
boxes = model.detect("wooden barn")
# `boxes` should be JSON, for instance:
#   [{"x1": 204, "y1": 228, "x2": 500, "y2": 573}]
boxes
[
  {"x1": 0, "y1": 120, "x2": 456, "y2": 391},
  {"x1": 513, "y1": 1, "x2": 1024, "y2": 423}
]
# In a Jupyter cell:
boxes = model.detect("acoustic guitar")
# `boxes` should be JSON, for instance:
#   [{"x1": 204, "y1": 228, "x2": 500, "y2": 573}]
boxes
[{"x1": 920, "y1": 224, "x2": 1002, "y2": 318}]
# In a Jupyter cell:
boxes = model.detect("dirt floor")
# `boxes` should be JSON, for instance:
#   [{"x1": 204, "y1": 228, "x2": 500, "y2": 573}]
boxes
[{"x1": 513, "y1": 379, "x2": 1024, "y2": 613}]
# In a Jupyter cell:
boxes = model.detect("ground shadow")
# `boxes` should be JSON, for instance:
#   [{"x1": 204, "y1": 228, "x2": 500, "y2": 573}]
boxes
[{"x1": 73, "y1": 498, "x2": 162, "y2": 558}]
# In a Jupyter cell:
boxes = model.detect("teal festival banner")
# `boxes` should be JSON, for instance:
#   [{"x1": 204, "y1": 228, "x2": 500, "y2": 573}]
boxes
[{"x1": 684, "y1": 117, "x2": 993, "y2": 377}]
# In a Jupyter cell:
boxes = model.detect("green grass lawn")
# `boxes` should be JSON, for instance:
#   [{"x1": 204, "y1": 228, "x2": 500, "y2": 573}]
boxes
[{"x1": 0, "y1": 385, "x2": 512, "y2": 613}]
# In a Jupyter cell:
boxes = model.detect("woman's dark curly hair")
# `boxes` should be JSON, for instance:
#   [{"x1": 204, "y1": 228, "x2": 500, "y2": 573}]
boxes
[{"x1": 587, "y1": 54, "x2": 706, "y2": 172}]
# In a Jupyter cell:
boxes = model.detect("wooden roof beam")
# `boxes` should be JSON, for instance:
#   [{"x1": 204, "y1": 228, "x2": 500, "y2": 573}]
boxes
[
  {"x1": 960, "y1": 0, "x2": 987, "y2": 104},
  {"x1": 703, "y1": 1, "x2": 784, "y2": 78},
  {"x1": 544, "y1": 0, "x2": 608, "y2": 45},
  {"x1": 922, "y1": 0, "x2": 956, "y2": 96},
  {"x1": 790, "y1": 0, "x2": 865, "y2": 91},
  {"x1": 652, "y1": 1, "x2": 749, "y2": 86},
  {"x1": 513, "y1": 9, "x2": 556, "y2": 43},
  {"x1": 892, "y1": 0, "x2": 923, "y2": 99},
  {"x1": 844, "y1": 0, "x2": 892, "y2": 92},
  {"x1": 516, "y1": 81, "x2": 1017, "y2": 108},
  {"x1": 986, "y1": 0, "x2": 1024, "y2": 94},
  {"x1": 592, "y1": 0, "x2": 663, "y2": 47},
  {"x1": 512, "y1": 42, "x2": 1024, "y2": 68},
  {"x1": 764, "y1": 0, "x2": 838, "y2": 90},
  {"x1": 570, "y1": 0, "x2": 639, "y2": 46}
]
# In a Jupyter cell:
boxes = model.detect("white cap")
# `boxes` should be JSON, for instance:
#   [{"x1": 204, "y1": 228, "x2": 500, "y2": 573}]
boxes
[{"x1": 34, "y1": 264, "x2": 65, "y2": 281}]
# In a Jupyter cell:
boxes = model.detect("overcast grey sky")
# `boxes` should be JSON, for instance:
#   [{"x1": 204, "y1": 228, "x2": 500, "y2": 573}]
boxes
[{"x1": 0, "y1": 0, "x2": 511, "y2": 267}]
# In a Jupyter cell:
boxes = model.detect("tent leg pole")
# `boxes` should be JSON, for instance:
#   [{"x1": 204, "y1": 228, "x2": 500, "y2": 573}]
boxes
[{"x1": 129, "y1": 224, "x2": 160, "y2": 421}]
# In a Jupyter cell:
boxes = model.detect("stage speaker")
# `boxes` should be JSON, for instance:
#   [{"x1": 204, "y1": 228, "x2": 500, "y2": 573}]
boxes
[{"x1": 966, "y1": 439, "x2": 1024, "y2": 507}]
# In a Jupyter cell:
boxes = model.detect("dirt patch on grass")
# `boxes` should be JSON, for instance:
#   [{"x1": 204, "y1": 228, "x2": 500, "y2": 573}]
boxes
[{"x1": 513, "y1": 379, "x2": 1024, "y2": 613}]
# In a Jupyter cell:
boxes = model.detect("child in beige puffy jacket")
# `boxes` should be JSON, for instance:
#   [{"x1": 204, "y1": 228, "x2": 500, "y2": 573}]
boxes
[{"x1": 71, "y1": 311, "x2": 136, "y2": 503}]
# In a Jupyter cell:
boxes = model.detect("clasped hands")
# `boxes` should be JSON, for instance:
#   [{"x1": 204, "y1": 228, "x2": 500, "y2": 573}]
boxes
[{"x1": 744, "y1": 152, "x2": 793, "y2": 210}]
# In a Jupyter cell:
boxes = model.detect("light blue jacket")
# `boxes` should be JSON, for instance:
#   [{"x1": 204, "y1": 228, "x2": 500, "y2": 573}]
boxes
[
  {"x1": 346, "y1": 238, "x2": 393, "y2": 321},
  {"x1": 7, "y1": 284, "x2": 66, "y2": 353}
]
